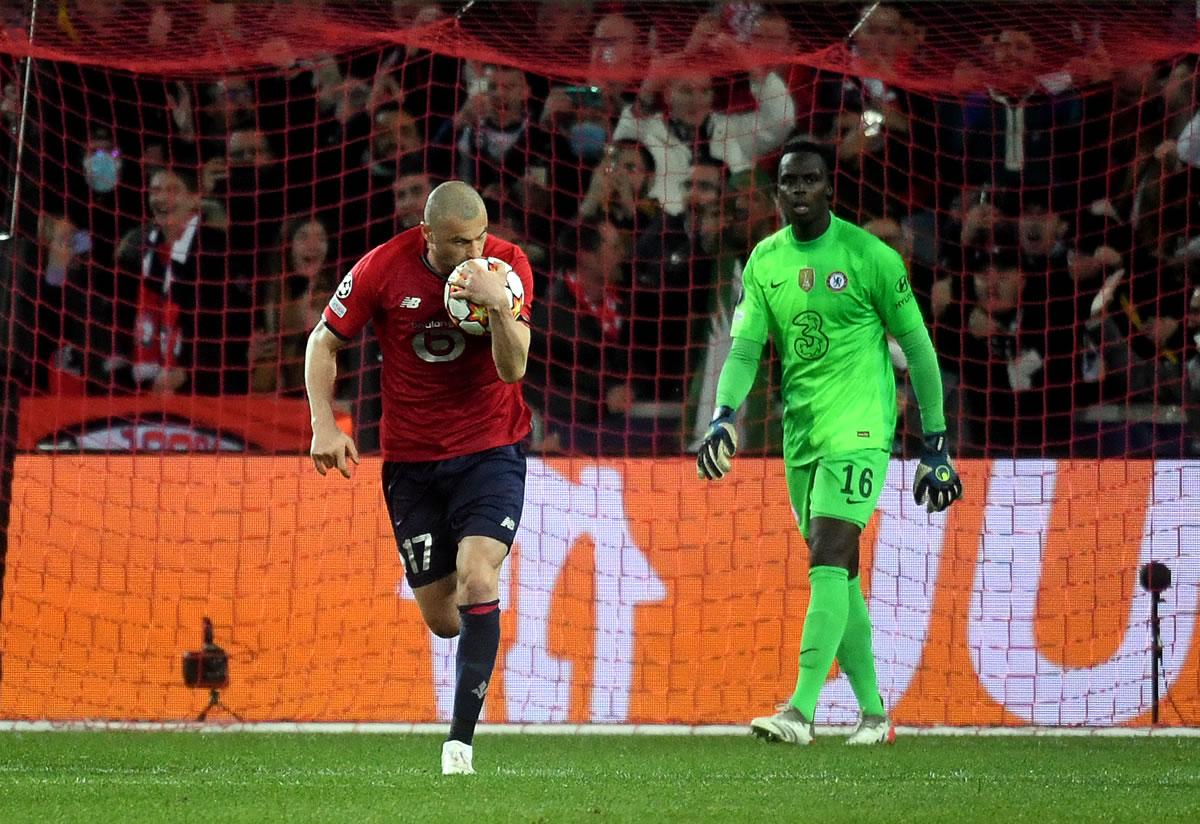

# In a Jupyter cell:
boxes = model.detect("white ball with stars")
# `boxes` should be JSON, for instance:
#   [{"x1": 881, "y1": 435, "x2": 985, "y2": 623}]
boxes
[{"x1": 443, "y1": 257, "x2": 525, "y2": 336}]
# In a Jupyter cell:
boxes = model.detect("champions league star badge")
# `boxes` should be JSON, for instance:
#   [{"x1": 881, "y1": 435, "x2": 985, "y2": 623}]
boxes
[
  {"x1": 799, "y1": 267, "x2": 815, "y2": 291},
  {"x1": 827, "y1": 271, "x2": 848, "y2": 291}
]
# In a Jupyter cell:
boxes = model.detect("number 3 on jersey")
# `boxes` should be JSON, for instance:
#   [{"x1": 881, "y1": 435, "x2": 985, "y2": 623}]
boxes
[{"x1": 791, "y1": 310, "x2": 829, "y2": 361}]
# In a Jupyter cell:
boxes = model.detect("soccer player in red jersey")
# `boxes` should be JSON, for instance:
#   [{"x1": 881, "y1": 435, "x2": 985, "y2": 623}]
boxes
[{"x1": 305, "y1": 181, "x2": 533, "y2": 775}]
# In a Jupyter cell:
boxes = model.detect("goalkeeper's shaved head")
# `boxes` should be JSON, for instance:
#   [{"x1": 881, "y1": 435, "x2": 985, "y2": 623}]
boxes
[{"x1": 424, "y1": 180, "x2": 486, "y2": 227}]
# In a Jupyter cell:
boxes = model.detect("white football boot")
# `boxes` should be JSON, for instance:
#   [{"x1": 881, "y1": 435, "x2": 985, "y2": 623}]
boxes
[
  {"x1": 441, "y1": 740, "x2": 475, "y2": 775},
  {"x1": 750, "y1": 704, "x2": 814, "y2": 745},
  {"x1": 845, "y1": 713, "x2": 896, "y2": 745}
]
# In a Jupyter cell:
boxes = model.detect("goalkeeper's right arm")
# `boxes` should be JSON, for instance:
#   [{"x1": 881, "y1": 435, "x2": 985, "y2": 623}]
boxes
[{"x1": 696, "y1": 336, "x2": 764, "y2": 480}]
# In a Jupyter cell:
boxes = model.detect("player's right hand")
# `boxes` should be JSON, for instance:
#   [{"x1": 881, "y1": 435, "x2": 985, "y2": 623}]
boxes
[
  {"x1": 696, "y1": 406, "x2": 738, "y2": 481},
  {"x1": 310, "y1": 426, "x2": 360, "y2": 479}
]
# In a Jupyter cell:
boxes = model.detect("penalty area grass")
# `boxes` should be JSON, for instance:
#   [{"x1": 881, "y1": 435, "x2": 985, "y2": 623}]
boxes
[{"x1": 1, "y1": 731, "x2": 1198, "y2": 823}]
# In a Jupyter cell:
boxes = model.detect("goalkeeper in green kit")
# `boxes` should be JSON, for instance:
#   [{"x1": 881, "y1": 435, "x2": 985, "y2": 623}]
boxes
[{"x1": 697, "y1": 140, "x2": 963, "y2": 745}]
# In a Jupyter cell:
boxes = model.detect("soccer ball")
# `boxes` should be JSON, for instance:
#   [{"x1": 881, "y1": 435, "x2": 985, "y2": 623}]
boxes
[{"x1": 444, "y1": 257, "x2": 524, "y2": 335}]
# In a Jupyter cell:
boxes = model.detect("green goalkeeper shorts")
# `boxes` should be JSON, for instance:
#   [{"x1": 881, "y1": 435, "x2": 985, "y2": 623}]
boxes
[{"x1": 785, "y1": 449, "x2": 891, "y2": 541}]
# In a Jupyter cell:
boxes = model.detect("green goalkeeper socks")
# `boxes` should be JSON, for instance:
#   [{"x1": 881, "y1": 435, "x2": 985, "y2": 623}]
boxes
[
  {"x1": 837, "y1": 576, "x2": 886, "y2": 718},
  {"x1": 789, "y1": 565, "x2": 850, "y2": 720}
]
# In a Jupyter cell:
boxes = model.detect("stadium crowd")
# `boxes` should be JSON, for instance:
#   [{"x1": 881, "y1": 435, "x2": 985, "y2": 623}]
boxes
[{"x1": 4, "y1": 0, "x2": 1200, "y2": 457}]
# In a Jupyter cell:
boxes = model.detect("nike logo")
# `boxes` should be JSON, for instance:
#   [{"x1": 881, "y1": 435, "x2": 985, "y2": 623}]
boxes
[
  {"x1": 770, "y1": 280, "x2": 786, "y2": 288},
  {"x1": 844, "y1": 497, "x2": 866, "y2": 505},
  {"x1": 799, "y1": 647, "x2": 820, "y2": 657},
  {"x1": 471, "y1": 680, "x2": 489, "y2": 700}
]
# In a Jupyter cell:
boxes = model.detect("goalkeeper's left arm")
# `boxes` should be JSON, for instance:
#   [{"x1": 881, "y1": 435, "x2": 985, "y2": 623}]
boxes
[
  {"x1": 696, "y1": 336, "x2": 763, "y2": 480},
  {"x1": 895, "y1": 324, "x2": 963, "y2": 512}
]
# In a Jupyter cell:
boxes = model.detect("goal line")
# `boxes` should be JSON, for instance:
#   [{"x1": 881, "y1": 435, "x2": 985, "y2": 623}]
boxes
[{"x1": 2, "y1": 721, "x2": 1198, "y2": 738}]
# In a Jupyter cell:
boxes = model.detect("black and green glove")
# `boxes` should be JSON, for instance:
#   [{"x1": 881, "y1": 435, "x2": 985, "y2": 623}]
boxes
[
  {"x1": 912, "y1": 432, "x2": 963, "y2": 513},
  {"x1": 696, "y1": 406, "x2": 738, "y2": 480}
]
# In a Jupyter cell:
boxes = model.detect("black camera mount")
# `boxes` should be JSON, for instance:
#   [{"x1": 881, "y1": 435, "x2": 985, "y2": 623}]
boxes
[
  {"x1": 182, "y1": 617, "x2": 242, "y2": 722},
  {"x1": 1139, "y1": 562, "x2": 1172, "y2": 724}
]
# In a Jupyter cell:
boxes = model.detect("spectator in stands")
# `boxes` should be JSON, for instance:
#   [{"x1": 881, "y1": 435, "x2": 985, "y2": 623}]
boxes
[
  {"x1": 1080, "y1": 61, "x2": 1170, "y2": 211},
  {"x1": 577, "y1": 139, "x2": 661, "y2": 234},
  {"x1": 56, "y1": 0, "x2": 124, "y2": 44},
  {"x1": 98, "y1": 165, "x2": 252, "y2": 395},
  {"x1": 535, "y1": 0, "x2": 596, "y2": 55},
  {"x1": 947, "y1": 247, "x2": 1084, "y2": 454},
  {"x1": 950, "y1": 253, "x2": 1029, "y2": 452},
  {"x1": 630, "y1": 158, "x2": 729, "y2": 446},
  {"x1": 250, "y1": 216, "x2": 336, "y2": 395},
  {"x1": 1015, "y1": 192, "x2": 1072, "y2": 274},
  {"x1": 948, "y1": 27, "x2": 1084, "y2": 213},
  {"x1": 337, "y1": 107, "x2": 424, "y2": 257},
  {"x1": 367, "y1": 2, "x2": 463, "y2": 145},
  {"x1": 741, "y1": 8, "x2": 816, "y2": 133},
  {"x1": 537, "y1": 14, "x2": 647, "y2": 229},
  {"x1": 366, "y1": 152, "x2": 432, "y2": 249},
  {"x1": 10, "y1": 212, "x2": 93, "y2": 393},
  {"x1": 310, "y1": 63, "x2": 373, "y2": 258},
  {"x1": 195, "y1": 77, "x2": 258, "y2": 155},
  {"x1": 72, "y1": 125, "x2": 145, "y2": 270},
  {"x1": 1142, "y1": 62, "x2": 1200, "y2": 251},
  {"x1": 727, "y1": 168, "x2": 778, "y2": 256},
  {"x1": 0, "y1": 63, "x2": 22, "y2": 140},
  {"x1": 613, "y1": 15, "x2": 794, "y2": 215},
  {"x1": 209, "y1": 127, "x2": 286, "y2": 289},
  {"x1": 820, "y1": 2, "x2": 941, "y2": 219},
  {"x1": 1093, "y1": 244, "x2": 1195, "y2": 410},
  {"x1": 865, "y1": 215, "x2": 960, "y2": 454},
  {"x1": 365, "y1": 108, "x2": 422, "y2": 184},
  {"x1": 540, "y1": 13, "x2": 644, "y2": 144},
  {"x1": 527, "y1": 221, "x2": 636, "y2": 454},
  {"x1": 1013, "y1": 192, "x2": 1100, "y2": 451},
  {"x1": 436, "y1": 63, "x2": 551, "y2": 235},
  {"x1": 166, "y1": 0, "x2": 293, "y2": 59},
  {"x1": 587, "y1": 12, "x2": 644, "y2": 109},
  {"x1": 684, "y1": 166, "x2": 783, "y2": 454}
]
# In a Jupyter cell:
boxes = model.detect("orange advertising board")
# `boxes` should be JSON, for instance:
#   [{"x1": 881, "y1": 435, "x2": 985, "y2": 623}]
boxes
[{"x1": 1, "y1": 456, "x2": 1198, "y2": 726}]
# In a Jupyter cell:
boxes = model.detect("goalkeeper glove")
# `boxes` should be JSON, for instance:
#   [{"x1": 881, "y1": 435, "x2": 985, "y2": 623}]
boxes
[
  {"x1": 912, "y1": 432, "x2": 963, "y2": 513},
  {"x1": 696, "y1": 406, "x2": 738, "y2": 480}
]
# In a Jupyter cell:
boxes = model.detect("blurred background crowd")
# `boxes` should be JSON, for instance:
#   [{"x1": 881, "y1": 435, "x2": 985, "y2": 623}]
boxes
[{"x1": 3, "y1": 0, "x2": 1200, "y2": 458}]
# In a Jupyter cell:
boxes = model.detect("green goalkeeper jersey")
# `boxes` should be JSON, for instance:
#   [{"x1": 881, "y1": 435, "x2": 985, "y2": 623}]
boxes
[{"x1": 729, "y1": 215, "x2": 926, "y2": 466}]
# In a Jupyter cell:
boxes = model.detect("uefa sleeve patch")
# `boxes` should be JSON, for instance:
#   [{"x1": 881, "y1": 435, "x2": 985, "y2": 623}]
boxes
[
  {"x1": 335, "y1": 272, "x2": 353, "y2": 299},
  {"x1": 329, "y1": 295, "x2": 348, "y2": 318}
]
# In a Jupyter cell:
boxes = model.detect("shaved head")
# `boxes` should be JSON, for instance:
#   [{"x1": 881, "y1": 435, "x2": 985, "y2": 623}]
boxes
[
  {"x1": 421, "y1": 180, "x2": 489, "y2": 274},
  {"x1": 424, "y1": 180, "x2": 486, "y2": 227}
]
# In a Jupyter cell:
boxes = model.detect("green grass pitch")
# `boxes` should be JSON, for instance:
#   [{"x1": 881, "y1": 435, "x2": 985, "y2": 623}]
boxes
[{"x1": 1, "y1": 731, "x2": 1198, "y2": 823}]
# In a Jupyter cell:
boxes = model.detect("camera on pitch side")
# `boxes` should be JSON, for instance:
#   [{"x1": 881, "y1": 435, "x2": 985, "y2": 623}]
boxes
[{"x1": 182, "y1": 617, "x2": 229, "y2": 689}]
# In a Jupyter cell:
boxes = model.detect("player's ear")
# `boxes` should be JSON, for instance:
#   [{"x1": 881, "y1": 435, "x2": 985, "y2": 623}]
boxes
[{"x1": 420, "y1": 222, "x2": 431, "y2": 244}]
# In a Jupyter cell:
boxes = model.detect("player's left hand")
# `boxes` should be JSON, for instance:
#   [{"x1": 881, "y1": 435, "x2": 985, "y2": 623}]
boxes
[
  {"x1": 912, "y1": 432, "x2": 963, "y2": 513},
  {"x1": 450, "y1": 259, "x2": 508, "y2": 311}
]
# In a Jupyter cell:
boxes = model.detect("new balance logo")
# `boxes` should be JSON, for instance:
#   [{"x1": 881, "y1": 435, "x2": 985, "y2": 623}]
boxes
[
  {"x1": 471, "y1": 680, "x2": 489, "y2": 700},
  {"x1": 400, "y1": 296, "x2": 422, "y2": 309},
  {"x1": 500, "y1": 516, "x2": 516, "y2": 531}
]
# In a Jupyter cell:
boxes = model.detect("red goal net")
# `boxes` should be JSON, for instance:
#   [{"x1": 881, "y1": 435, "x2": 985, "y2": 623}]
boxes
[{"x1": 0, "y1": 1, "x2": 1198, "y2": 727}]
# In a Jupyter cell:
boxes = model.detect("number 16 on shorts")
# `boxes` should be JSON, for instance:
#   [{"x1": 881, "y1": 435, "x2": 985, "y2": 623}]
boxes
[{"x1": 785, "y1": 449, "x2": 890, "y2": 537}]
